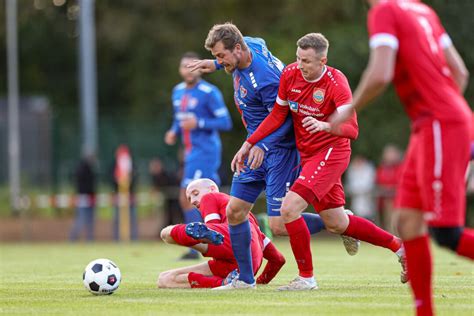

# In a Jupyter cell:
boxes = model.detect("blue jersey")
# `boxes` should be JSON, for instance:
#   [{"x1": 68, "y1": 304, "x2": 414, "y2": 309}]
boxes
[
  {"x1": 170, "y1": 80, "x2": 232, "y2": 164},
  {"x1": 220, "y1": 37, "x2": 295, "y2": 151}
]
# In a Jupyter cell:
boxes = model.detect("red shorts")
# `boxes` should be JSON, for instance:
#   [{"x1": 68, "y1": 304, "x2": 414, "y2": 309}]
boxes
[
  {"x1": 291, "y1": 145, "x2": 350, "y2": 212},
  {"x1": 395, "y1": 120, "x2": 470, "y2": 227},
  {"x1": 171, "y1": 223, "x2": 263, "y2": 275},
  {"x1": 207, "y1": 259, "x2": 238, "y2": 278}
]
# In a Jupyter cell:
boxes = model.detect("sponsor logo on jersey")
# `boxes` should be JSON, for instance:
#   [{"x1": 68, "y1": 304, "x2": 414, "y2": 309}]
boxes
[
  {"x1": 313, "y1": 88, "x2": 325, "y2": 105},
  {"x1": 289, "y1": 101, "x2": 299, "y2": 113},
  {"x1": 291, "y1": 88, "x2": 301, "y2": 93},
  {"x1": 240, "y1": 85, "x2": 247, "y2": 98}
]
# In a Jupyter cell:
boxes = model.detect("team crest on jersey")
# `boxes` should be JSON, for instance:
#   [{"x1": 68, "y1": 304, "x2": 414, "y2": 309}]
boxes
[
  {"x1": 313, "y1": 88, "x2": 325, "y2": 105},
  {"x1": 188, "y1": 97, "x2": 199, "y2": 109},
  {"x1": 240, "y1": 85, "x2": 247, "y2": 98},
  {"x1": 289, "y1": 101, "x2": 299, "y2": 113}
]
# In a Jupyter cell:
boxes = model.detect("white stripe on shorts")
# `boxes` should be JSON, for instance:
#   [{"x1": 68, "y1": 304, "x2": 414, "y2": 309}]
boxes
[{"x1": 432, "y1": 120, "x2": 443, "y2": 178}]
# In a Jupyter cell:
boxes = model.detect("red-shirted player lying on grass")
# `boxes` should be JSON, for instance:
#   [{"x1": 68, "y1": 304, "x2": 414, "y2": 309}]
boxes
[{"x1": 157, "y1": 178, "x2": 286, "y2": 288}]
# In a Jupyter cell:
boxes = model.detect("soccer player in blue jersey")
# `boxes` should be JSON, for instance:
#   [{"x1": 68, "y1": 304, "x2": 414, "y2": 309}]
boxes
[
  {"x1": 188, "y1": 23, "x2": 359, "y2": 289},
  {"x1": 165, "y1": 51, "x2": 233, "y2": 259}
]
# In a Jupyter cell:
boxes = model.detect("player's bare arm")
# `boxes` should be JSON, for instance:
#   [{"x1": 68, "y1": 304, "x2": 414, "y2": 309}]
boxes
[
  {"x1": 443, "y1": 45, "x2": 469, "y2": 93},
  {"x1": 187, "y1": 59, "x2": 217, "y2": 74}
]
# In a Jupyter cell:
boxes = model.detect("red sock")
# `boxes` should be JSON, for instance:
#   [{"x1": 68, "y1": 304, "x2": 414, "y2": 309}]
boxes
[
  {"x1": 343, "y1": 215, "x2": 401, "y2": 252},
  {"x1": 256, "y1": 242, "x2": 286, "y2": 284},
  {"x1": 456, "y1": 228, "x2": 474, "y2": 260},
  {"x1": 404, "y1": 235, "x2": 433, "y2": 316},
  {"x1": 187, "y1": 272, "x2": 223, "y2": 288},
  {"x1": 285, "y1": 217, "x2": 313, "y2": 278},
  {"x1": 170, "y1": 225, "x2": 199, "y2": 247}
]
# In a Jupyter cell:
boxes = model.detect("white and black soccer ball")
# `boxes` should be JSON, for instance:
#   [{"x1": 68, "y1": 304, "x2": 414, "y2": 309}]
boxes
[{"x1": 83, "y1": 258, "x2": 121, "y2": 295}]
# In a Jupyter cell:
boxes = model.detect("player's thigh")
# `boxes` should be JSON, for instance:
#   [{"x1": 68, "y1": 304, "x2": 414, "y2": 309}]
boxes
[
  {"x1": 292, "y1": 146, "x2": 349, "y2": 210},
  {"x1": 418, "y1": 121, "x2": 470, "y2": 227},
  {"x1": 265, "y1": 148, "x2": 300, "y2": 217},
  {"x1": 204, "y1": 224, "x2": 234, "y2": 260},
  {"x1": 230, "y1": 168, "x2": 266, "y2": 206}
]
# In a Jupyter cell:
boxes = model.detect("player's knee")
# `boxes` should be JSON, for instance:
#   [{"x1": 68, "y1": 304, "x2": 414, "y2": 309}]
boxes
[
  {"x1": 269, "y1": 221, "x2": 287, "y2": 236},
  {"x1": 429, "y1": 227, "x2": 463, "y2": 251},
  {"x1": 157, "y1": 271, "x2": 170, "y2": 288},
  {"x1": 324, "y1": 219, "x2": 346, "y2": 234},
  {"x1": 280, "y1": 204, "x2": 298, "y2": 223},
  {"x1": 160, "y1": 225, "x2": 175, "y2": 243},
  {"x1": 226, "y1": 203, "x2": 247, "y2": 223}
]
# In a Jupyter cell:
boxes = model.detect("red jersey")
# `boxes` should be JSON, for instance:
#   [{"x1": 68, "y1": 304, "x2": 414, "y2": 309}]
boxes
[
  {"x1": 368, "y1": 0, "x2": 471, "y2": 129},
  {"x1": 199, "y1": 192, "x2": 260, "y2": 228},
  {"x1": 276, "y1": 63, "x2": 357, "y2": 160}
]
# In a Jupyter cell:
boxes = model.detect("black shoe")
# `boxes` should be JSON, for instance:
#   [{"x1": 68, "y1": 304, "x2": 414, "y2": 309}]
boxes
[{"x1": 179, "y1": 251, "x2": 200, "y2": 260}]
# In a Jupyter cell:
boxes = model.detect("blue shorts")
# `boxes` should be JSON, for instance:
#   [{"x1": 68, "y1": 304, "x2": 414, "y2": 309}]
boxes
[
  {"x1": 181, "y1": 161, "x2": 221, "y2": 188},
  {"x1": 230, "y1": 147, "x2": 300, "y2": 216}
]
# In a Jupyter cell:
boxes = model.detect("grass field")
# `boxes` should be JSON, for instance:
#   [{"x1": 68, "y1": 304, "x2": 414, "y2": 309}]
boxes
[{"x1": 1, "y1": 237, "x2": 472, "y2": 315}]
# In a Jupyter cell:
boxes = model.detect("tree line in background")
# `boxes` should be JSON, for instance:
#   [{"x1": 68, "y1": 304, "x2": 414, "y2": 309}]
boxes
[{"x1": 0, "y1": 0, "x2": 473, "y2": 183}]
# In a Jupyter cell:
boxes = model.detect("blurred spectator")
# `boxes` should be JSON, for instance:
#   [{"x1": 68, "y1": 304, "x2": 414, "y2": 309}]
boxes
[
  {"x1": 110, "y1": 145, "x2": 138, "y2": 241},
  {"x1": 375, "y1": 144, "x2": 403, "y2": 234},
  {"x1": 149, "y1": 157, "x2": 182, "y2": 229},
  {"x1": 345, "y1": 155, "x2": 376, "y2": 220},
  {"x1": 69, "y1": 150, "x2": 97, "y2": 241}
]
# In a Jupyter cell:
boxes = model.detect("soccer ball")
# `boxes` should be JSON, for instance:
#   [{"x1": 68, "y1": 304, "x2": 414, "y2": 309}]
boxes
[{"x1": 83, "y1": 258, "x2": 121, "y2": 295}]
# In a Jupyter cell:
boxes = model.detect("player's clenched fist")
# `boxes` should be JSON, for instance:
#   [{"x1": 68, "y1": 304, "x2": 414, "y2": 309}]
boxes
[
  {"x1": 186, "y1": 59, "x2": 217, "y2": 74},
  {"x1": 302, "y1": 116, "x2": 330, "y2": 134}
]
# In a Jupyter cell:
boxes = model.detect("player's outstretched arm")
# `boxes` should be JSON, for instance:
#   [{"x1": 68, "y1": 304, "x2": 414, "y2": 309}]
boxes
[
  {"x1": 186, "y1": 59, "x2": 217, "y2": 74},
  {"x1": 256, "y1": 242, "x2": 286, "y2": 285}
]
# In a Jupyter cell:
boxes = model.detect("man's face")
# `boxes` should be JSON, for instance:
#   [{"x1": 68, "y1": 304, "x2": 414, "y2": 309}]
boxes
[
  {"x1": 186, "y1": 184, "x2": 212, "y2": 209},
  {"x1": 211, "y1": 41, "x2": 242, "y2": 74},
  {"x1": 296, "y1": 47, "x2": 327, "y2": 81},
  {"x1": 179, "y1": 57, "x2": 201, "y2": 84}
]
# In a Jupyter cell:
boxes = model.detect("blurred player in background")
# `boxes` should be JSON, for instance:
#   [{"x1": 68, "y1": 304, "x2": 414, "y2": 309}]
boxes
[
  {"x1": 157, "y1": 179, "x2": 285, "y2": 288},
  {"x1": 234, "y1": 33, "x2": 407, "y2": 291},
  {"x1": 165, "y1": 51, "x2": 233, "y2": 259},
  {"x1": 188, "y1": 23, "x2": 358, "y2": 290},
  {"x1": 331, "y1": 1, "x2": 473, "y2": 315}
]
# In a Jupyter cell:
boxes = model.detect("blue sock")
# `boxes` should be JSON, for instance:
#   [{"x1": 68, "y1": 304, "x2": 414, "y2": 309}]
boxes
[
  {"x1": 184, "y1": 208, "x2": 202, "y2": 254},
  {"x1": 229, "y1": 220, "x2": 254, "y2": 284},
  {"x1": 183, "y1": 208, "x2": 203, "y2": 223},
  {"x1": 302, "y1": 213, "x2": 325, "y2": 235}
]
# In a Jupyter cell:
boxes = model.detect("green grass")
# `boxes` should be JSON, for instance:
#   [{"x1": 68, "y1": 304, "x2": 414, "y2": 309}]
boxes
[{"x1": 0, "y1": 238, "x2": 472, "y2": 315}]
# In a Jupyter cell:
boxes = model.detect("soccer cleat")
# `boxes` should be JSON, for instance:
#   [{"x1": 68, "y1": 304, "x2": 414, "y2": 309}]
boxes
[
  {"x1": 185, "y1": 222, "x2": 224, "y2": 245},
  {"x1": 397, "y1": 248, "x2": 409, "y2": 284},
  {"x1": 277, "y1": 276, "x2": 318, "y2": 291},
  {"x1": 212, "y1": 277, "x2": 256, "y2": 290},
  {"x1": 221, "y1": 269, "x2": 239, "y2": 286},
  {"x1": 341, "y1": 210, "x2": 360, "y2": 256}
]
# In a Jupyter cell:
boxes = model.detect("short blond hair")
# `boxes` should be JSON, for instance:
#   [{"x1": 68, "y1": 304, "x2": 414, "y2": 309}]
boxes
[
  {"x1": 204, "y1": 22, "x2": 246, "y2": 51},
  {"x1": 297, "y1": 33, "x2": 329, "y2": 57}
]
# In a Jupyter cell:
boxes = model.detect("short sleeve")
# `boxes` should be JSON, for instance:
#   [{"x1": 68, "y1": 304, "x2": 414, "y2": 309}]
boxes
[
  {"x1": 200, "y1": 194, "x2": 222, "y2": 224},
  {"x1": 276, "y1": 68, "x2": 290, "y2": 107},
  {"x1": 332, "y1": 71, "x2": 353, "y2": 109},
  {"x1": 368, "y1": 4, "x2": 399, "y2": 50}
]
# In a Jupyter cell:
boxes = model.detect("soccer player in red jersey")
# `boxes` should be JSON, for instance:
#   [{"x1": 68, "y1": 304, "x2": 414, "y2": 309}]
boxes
[
  {"x1": 330, "y1": 1, "x2": 473, "y2": 315},
  {"x1": 233, "y1": 33, "x2": 407, "y2": 290},
  {"x1": 157, "y1": 179, "x2": 285, "y2": 288}
]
